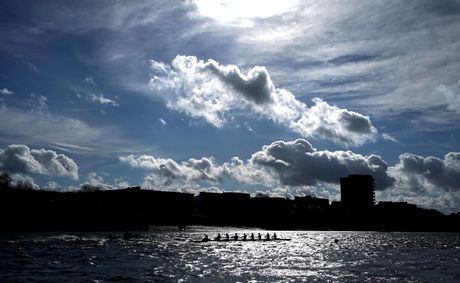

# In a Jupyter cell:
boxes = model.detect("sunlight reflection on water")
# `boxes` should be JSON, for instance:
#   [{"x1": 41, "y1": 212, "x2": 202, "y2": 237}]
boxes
[{"x1": 1, "y1": 228, "x2": 460, "y2": 282}]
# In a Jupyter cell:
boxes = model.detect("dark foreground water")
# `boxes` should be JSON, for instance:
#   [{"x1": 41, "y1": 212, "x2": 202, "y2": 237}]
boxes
[{"x1": 1, "y1": 227, "x2": 460, "y2": 282}]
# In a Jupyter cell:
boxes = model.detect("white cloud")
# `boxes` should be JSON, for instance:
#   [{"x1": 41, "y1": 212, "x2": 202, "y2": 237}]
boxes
[
  {"x1": 83, "y1": 76, "x2": 96, "y2": 85},
  {"x1": 80, "y1": 172, "x2": 113, "y2": 191},
  {"x1": 0, "y1": 144, "x2": 79, "y2": 180},
  {"x1": 0, "y1": 88, "x2": 13, "y2": 95},
  {"x1": 382, "y1": 133, "x2": 398, "y2": 143},
  {"x1": 149, "y1": 55, "x2": 377, "y2": 146},
  {"x1": 291, "y1": 98, "x2": 377, "y2": 146},
  {"x1": 0, "y1": 107, "x2": 129, "y2": 155},
  {"x1": 158, "y1": 118, "x2": 167, "y2": 126},
  {"x1": 88, "y1": 93, "x2": 119, "y2": 107},
  {"x1": 437, "y1": 83, "x2": 460, "y2": 113},
  {"x1": 29, "y1": 93, "x2": 48, "y2": 112},
  {"x1": 119, "y1": 155, "x2": 222, "y2": 188},
  {"x1": 10, "y1": 173, "x2": 40, "y2": 190}
]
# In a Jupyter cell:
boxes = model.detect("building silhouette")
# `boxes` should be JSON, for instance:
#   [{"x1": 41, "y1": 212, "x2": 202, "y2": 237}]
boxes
[{"x1": 340, "y1": 174, "x2": 375, "y2": 208}]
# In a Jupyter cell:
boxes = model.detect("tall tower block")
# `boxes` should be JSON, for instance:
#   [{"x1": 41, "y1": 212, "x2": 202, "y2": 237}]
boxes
[{"x1": 340, "y1": 174, "x2": 375, "y2": 208}]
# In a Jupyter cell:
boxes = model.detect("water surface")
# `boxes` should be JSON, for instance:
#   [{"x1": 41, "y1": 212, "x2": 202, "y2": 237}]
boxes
[{"x1": 1, "y1": 227, "x2": 459, "y2": 282}]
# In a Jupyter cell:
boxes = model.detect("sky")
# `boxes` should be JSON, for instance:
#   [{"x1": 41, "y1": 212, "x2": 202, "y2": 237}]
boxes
[{"x1": 0, "y1": 0, "x2": 460, "y2": 213}]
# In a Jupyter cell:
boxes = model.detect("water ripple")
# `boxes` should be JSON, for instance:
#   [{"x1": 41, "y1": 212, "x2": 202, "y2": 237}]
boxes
[{"x1": 1, "y1": 230, "x2": 459, "y2": 282}]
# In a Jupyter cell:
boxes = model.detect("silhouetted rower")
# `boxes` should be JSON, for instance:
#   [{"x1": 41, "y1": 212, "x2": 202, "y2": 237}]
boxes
[
  {"x1": 250, "y1": 233, "x2": 255, "y2": 240},
  {"x1": 258, "y1": 233, "x2": 262, "y2": 240},
  {"x1": 202, "y1": 235, "x2": 210, "y2": 242},
  {"x1": 265, "y1": 233, "x2": 270, "y2": 240},
  {"x1": 233, "y1": 233, "x2": 238, "y2": 240},
  {"x1": 225, "y1": 233, "x2": 230, "y2": 241},
  {"x1": 273, "y1": 233, "x2": 277, "y2": 240},
  {"x1": 242, "y1": 233, "x2": 247, "y2": 241},
  {"x1": 214, "y1": 233, "x2": 221, "y2": 241}
]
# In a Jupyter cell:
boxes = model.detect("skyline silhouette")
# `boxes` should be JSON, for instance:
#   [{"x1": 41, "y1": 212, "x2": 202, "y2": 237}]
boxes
[{"x1": 1, "y1": 173, "x2": 459, "y2": 232}]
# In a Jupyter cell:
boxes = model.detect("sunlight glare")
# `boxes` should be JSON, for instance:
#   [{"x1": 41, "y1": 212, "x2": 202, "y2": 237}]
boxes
[{"x1": 192, "y1": 0, "x2": 300, "y2": 25}]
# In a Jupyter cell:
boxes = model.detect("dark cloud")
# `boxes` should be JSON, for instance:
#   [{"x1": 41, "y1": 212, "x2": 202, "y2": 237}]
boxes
[
  {"x1": 250, "y1": 139, "x2": 394, "y2": 189},
  {"x1": 390, "y1": 152, "x2": 460, "y2": 191},
  {"x1": 204, "y1": 62, "x2": 274, "y2": 104},
  {"x1": 0, "y1": 144, "x2": 79, "y2": 180}
]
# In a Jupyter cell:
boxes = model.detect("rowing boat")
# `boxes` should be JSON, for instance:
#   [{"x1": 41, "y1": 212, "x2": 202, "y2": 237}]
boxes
[{"x1": 191, "y1": 238, "x2": 291, "y2": 243}]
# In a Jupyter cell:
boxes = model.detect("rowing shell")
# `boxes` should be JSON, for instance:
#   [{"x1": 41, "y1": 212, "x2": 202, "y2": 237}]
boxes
[{"x1": 191, "y1": 238, "x2": 291, "y2": 243}]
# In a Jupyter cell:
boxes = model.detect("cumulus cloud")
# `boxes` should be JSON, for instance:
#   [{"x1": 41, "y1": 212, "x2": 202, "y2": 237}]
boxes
[
  {"x1": 0, "y1": 88, "x2": 13, "y2": 95},
  {"x1": 249, "y1": 139, "x2": 394, "y2": 190},
  {"x1": 389, "y1": 152, "x2": 460, "y2": 192},
  {"x1": 10, "y1": 173, "x2": 40, "y2": 190},
  {"x1": 0, "y1": 144, "x2": 79, "y2": 180},
  {"x1": 121, "y1": 138, "x2": 394, "y2": 190},
  {"x1": 119, "y1": 155, "x2": 222, "y2": 188},
  {"x1": 80, "y1": 172, "x2": 113, "y2": 191},
  {"x1": 148, "y1": 55, "x2": 377, "y2": 146},
  {"x1": 291, "y1": 98, "x2": 377, "y2": 146}
]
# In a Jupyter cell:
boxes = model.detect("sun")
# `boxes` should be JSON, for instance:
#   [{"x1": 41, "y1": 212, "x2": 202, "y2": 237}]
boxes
[{"x1": 191, "y1": 0, "x2": 300, "y2": 25}]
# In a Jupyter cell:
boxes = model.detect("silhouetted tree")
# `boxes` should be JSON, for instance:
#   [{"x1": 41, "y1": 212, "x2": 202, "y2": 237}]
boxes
[
  {"x1": 80, "y1": 183, "x2": 101, "y2": 193},
  {"x1": 0, "y1": 173, "x2": 11, "y2": 189}
]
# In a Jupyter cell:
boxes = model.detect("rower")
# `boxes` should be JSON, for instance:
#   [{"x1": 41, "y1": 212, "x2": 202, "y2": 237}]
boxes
[
  {"x1": 258, "y1": 233, "x2": 262, "y2": 240},
  {"x1": 242, "y1": 233, "x2": 247, "y2": 241},
  {"x1": 202, "y1": 235, "x2": 210, "y2": 242},
  {"x1": 233, "y1": 233, "x2": 238, "y2": 240},
  {"x1": 214, "y1": 233, "x2": 221, "y2": 241},
  {"x1": 250, "y1": 233, "x2": 255, "y2": 240},
  {"x1": 273, "y1": 233, "x2": 277, "y2": 240},
  {"x1": 265, "y1": 233, "x2": 270, "y2": 240},
  {"x1": 225, "y1": 233, "x2": 230, "y2": 240}
]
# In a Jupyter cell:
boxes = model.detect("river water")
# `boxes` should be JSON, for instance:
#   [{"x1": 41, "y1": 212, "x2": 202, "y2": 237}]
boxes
[{"x1": 1, "y1": 227, "x2": 460, "y2": 282}]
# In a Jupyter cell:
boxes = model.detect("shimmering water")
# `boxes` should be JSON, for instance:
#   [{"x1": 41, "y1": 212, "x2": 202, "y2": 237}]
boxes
[{"x1": 1, "y1": 227, "x2": 460, "y2": 282}]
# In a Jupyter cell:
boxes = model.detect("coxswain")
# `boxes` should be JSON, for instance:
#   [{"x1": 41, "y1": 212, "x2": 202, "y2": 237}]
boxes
[
  {"x1": 214, "y1": 233, "x2": 221, "y2": 241},
  {"x1": 273, "y1": 233, "x2": 277, "y2": 240}
]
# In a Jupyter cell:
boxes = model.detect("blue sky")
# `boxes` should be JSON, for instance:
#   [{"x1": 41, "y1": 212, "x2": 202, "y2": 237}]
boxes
[{"x1": 1, "y1": 0, "x2": 460, "y2": 213}]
